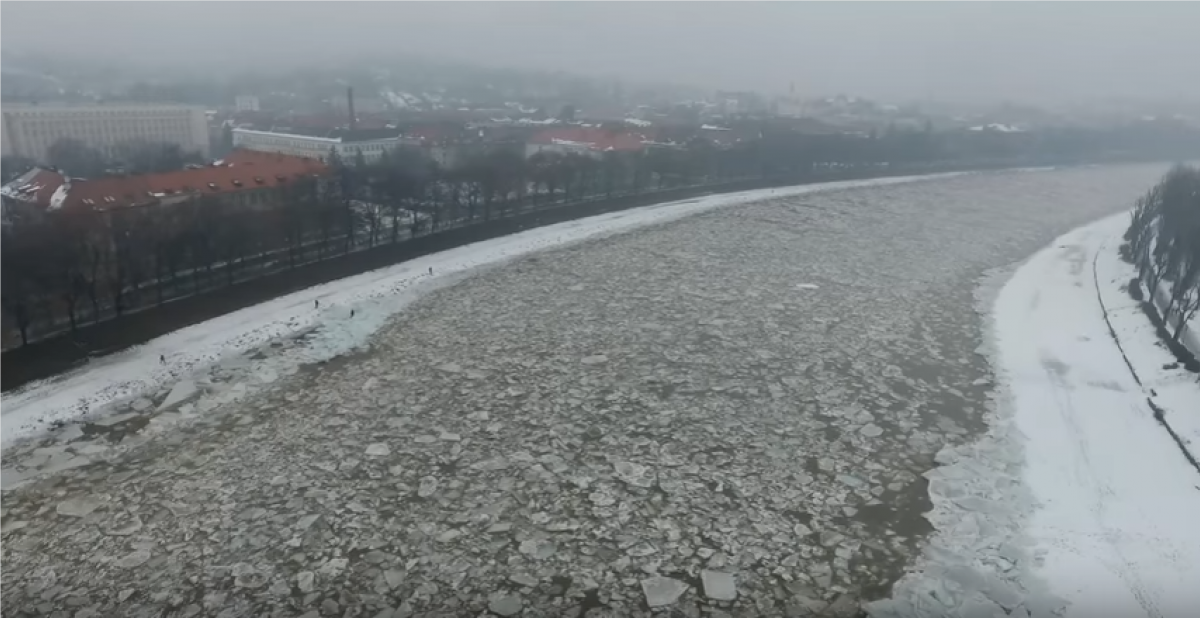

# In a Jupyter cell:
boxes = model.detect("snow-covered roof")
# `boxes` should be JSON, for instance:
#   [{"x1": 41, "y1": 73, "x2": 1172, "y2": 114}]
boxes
[
  {"x1": 968, "y1": 123, "x2": 1025, "y2": 133},
  {"x1": 47, "y1": 183, "x2": 70, "y2": 211},
  {"x1": 1, "y1": 168, "x2": 65, "y2": 204}
]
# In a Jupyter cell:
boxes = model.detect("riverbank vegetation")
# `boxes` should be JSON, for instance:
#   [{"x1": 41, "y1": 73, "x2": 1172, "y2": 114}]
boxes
[
  {"x1": 1124, "y1": 165, "x2": 1200, "y2": 358},
  {"x1": 4, "y1": 123, "x2": 1199, "y2": 352}
]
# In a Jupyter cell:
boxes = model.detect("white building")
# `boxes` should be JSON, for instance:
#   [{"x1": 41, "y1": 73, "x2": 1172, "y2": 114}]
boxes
[
  {"x1": 232, "y1": 127, "x2": 417, "y2": 164},
  {"x1": 1, "y1": 103, "x2": 210, "y2": 161},
  {"x1": 234, "y1": 95, "x2": 261, "y2": 112}
]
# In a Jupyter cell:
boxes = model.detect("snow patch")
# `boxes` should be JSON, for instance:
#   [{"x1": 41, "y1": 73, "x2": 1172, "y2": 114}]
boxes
[
  {"x1": 875, "y1": 213, "x2": 1200, "y2": 618},
  {"x1": 47, "y1": 183, "x2": 70, "y2": 211}
]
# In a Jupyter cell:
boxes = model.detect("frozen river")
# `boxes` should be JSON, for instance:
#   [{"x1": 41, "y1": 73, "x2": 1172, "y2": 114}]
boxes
[{"x1": 0, "y1": 164, "x2": 1172, "y2": 618}]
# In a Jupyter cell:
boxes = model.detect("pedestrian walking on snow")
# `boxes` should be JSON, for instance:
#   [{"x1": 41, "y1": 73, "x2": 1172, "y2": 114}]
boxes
[
  {"x1": 314, "y1": 299, "x2": 319, "y2": 309},
  {"x1": 159, "y1": 354, "x2": 166, "y2": 364},
  {"x1": 428, "y1": 267, "x2": 433, "y2": 275},
  {"x1": 350, "y1": 309, "x2": 355, "y2": 318}
]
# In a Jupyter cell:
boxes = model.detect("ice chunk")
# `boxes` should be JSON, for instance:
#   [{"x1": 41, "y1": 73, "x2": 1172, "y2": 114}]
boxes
[
  {"x1": 641, "y1": 576, "x2": 688, "y2": 607},
  {"x1": 158, "y1": 379, "x2": 200, "y2": 411}
]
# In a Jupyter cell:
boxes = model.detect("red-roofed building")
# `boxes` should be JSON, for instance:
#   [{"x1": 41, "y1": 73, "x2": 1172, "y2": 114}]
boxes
[
  {"x1": 0, "y1": 149, "x2": 328, "y2": 220},
  {"x1": 1, "y1": 167, "x2": 65, "y2": 227},
  {"x1": 525, "y1": 127, "x2": 648, "y2": 159}
]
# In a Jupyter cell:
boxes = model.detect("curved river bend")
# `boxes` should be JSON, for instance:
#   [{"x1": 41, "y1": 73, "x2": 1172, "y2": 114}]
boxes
[{"x1": 0, "y1": 164, "x2": 1170, "y2": 618}]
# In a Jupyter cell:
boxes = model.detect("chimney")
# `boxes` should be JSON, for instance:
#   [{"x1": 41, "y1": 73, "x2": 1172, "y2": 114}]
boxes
[{"x1": 347, "y1": 86, "x2": 357, "y2": 131}]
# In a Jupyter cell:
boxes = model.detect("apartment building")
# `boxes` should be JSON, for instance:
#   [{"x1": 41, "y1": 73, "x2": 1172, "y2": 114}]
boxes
[
  {"x1": 1, "y1": 103, "x2": 211, "y2": 162},
  {"x1": 232, "y1": 127, "x2": 418, "y2": 164}
]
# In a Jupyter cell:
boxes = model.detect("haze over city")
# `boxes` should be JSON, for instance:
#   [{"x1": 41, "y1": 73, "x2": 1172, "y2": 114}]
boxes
[
  {"x1": 3, "y1": 3, "x2": 1200, "y2": 618},
  {"x1": 4, "y1": 1, "x2": 1200, "y2": 104}
]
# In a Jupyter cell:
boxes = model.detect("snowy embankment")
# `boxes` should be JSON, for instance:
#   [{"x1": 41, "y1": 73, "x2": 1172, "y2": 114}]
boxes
[
  {"x1": 1095, "y1": 226, "x2": 1200, "y2": 467},
  {"x1": 873, "y1": 212, "x2": 1200, "y2": 618},
  {"x1": 1, "y1": 173, "x2": 962, "y2": 448},
  {"x1": 1147, "y1": 280, "x2": 1200, "y2": 360}
]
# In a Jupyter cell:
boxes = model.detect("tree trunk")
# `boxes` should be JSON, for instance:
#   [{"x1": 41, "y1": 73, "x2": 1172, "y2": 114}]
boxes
[
  {"x1": 64, "y1": 296, "x2": 78, "y2": 334},
  {"x1": 17, "y1": 311, "x2": 29, "y2": 347}
]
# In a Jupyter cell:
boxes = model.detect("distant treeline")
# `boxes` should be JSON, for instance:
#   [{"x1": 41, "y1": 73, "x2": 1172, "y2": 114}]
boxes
[{"x1": 4, "y1": 122, "x2": 1200, "y2": 350}]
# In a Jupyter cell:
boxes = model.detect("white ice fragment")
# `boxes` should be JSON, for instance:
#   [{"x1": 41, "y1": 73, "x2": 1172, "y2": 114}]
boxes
[
  {"x1": 92, "y1": 412, "x2": 140, "y2": 427},
  {"x1": 518, "y1": 538, "x2": 557, "y2": 559},
  {"x1": 487, "y1": 592, "x2": 523, "y2": 617},
  {"x1": 318, "y1": 558, "x2": 348, "y2": 577},
  {"x1": 1, "y1": 468, "x2": 30, "y2": 491},
  {"x1": 158, "y1": 379, "x2": 200, "y2": 411},
  {"x1": 417, "y1": 476, "x2": 439, "y2": 498},
  {"x1": 701, "y1": 570, "x2": 737, "y2": 600},
  {"x1": 296, "y1": 571, "x2": 315, "y2": 592},
  {"x1": 113, "y1": 549, "x2": 151, "y2": 568},
  {"x1": 859, "y1": 423, "x2": 884, "y2": 438},
  {"x1": 613, "y1": 461, "x2": 654, "y2": 487},
  {"x1": 641, "y1": 576, "x2": 688, "y2": 607},
  {"x1": 509, "y1": 573, "x2": 538, "y2": 587},
  {"x1": 56, "y1": 497, "x2": 102, "y2": 518},
  {"x1": 101, "y1": 515, "x2": 143, "y2": 536},
  {"x1": 383, "y1": 569, "x2": 404, "y2": 590}
]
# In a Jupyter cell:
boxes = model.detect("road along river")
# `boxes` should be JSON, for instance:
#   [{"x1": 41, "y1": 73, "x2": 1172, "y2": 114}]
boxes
[{"x1": 0, "y1": 164, "x2": 1171, "y2": 618}]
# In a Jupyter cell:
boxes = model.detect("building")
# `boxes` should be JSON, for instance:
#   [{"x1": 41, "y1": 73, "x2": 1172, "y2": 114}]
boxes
[
  {"x1": 232, "y1": 127, "x2": 417, "y2": 164},
  {"x1": 1, "y1": 149, "x2": 328, "y2": 219},
  {"x1": 234, "y1": 95, "x2": 261, "y2": 112},
  {"x1": 1, "y1": 103, "x2": 211, "y2": 161},
  {"x1": 525, "y1": 127, "x2": 647, "y2": 159}
]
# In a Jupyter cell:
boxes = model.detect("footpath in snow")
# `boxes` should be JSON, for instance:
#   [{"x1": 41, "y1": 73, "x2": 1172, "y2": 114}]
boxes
[
  {"x1": 0, "y1": 173, "x2": 962, "y2": 451},
  {"x1": 874, "y1": 212, "x2": 1200, "y2": 618}
]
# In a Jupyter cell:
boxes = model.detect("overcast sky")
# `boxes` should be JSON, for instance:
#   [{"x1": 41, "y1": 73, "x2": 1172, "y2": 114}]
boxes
[{"x1": 4, "y1": 2, "x2": 1200, "y2": 105}]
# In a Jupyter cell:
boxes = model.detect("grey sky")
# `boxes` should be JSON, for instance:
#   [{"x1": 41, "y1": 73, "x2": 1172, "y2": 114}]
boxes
[{"x1": 3, "y1": 1, "x2": 1199, "y2": 105}]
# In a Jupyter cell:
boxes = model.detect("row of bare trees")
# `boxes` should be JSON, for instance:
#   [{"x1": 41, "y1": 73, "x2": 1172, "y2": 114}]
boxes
[
  {"x1": 1125, "y1": 165, "x2": 1200, "y2": 342},
  {"x1": 5, "y1": 124, "x2": 1197, "y2": 350},
  {"x1": 0, "y1": 135, "x2": 779, "y2": 348}
]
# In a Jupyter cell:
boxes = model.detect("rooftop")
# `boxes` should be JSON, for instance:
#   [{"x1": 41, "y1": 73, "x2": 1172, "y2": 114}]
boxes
[
  {"x1": 2, "y1": 150, "x2": 328, "y2": 213},
  {"x1": 0, "y1": 167, "x2": 65, "y2": 205},
  {"x1": 238, "y1": 126, "x2": 405, "y2": 143},
  {"x1": 528, "y1": 127, "x2": 647, "y2": 152}
]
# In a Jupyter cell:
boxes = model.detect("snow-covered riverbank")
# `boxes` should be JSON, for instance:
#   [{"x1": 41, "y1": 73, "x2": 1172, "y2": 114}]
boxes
[{"x1": 876, "y1": 212, "x2": 1200, "y2": 618}]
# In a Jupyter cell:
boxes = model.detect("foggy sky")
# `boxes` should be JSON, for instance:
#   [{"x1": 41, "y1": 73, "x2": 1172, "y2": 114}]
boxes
[{"x1": 4, "y1": 2, "x2": 1200, "y2": 105}]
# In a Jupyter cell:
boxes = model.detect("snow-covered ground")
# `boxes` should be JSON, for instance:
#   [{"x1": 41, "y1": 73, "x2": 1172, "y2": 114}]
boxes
[
  {"x1": 876, "y1": 212, "x2": 1200, "y2": 618},
  {"x1": 0, "y1": 173, "x2": 962, "y2": 448},
  {"x1": 1095, "y1": 223, "x2": 1200, "y2": 469}
]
